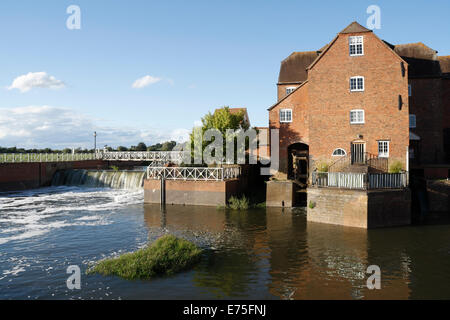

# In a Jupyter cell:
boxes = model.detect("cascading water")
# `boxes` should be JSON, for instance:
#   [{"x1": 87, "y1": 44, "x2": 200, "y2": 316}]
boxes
[{"x1": 52, "y1": 169, "x2": 145, "y2": 189}]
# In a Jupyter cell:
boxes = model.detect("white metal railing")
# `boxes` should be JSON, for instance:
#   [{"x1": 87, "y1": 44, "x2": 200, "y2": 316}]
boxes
[
  {"x1": 100, "y1": 151, "x2": 185, "y2": 163},
  {"x1": 0, "y1": 153, "x2": 100, "y2": 163},
  {"x1": 146, "y1": 166, "x2": 241, "y2": 181},
  {"x1": 0, "y1": 151, "x2": 187, "y2": 164},
  {"x1": 311, "y1": 172, "x2": 407, "y2": 190},
  {"x1": 368, "y1": 173, "x2": 408, "y2": 189}
]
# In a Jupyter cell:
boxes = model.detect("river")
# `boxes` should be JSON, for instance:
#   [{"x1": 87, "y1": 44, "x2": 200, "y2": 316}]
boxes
[{"x1": 1, "y1": 185, "x2": 450, "y2": 299}]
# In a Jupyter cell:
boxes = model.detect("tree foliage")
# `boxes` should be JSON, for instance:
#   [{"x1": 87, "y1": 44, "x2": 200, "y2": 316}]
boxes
[{"x1": 188, "y1": 107, "x2": 250, "y2": 165}]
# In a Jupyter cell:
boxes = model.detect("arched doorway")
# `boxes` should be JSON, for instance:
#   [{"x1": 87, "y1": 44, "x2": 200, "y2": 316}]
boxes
[{"x1": 288, "y1": 143, "x2": 309, "y2": 186}]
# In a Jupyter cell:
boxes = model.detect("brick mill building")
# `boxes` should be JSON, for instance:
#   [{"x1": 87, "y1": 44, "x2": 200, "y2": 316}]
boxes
[{"x1": 268, "y1": 21, "x2": 450, "y2": 183}]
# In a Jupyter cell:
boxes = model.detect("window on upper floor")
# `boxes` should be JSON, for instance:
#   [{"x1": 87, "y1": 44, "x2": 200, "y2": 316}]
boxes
[
  {"x1": 409, "y1": 114, "x2": 416, "y2": 128},
  {"x1": 286, "y1": 87, "x2": 296, "y2": 95},
  {"x1": 408, "y1": 84, "x2": 412, "y2": 96},
  {"x1": 279, "y1": 109, "x2": 292, "y2": 123},
  {"x1": 332, "y1": 148, "x2": 347, "y2": 157},
  {"x1": 349, "y1": 36, "x2": 364, "y2": 56},
  {"x1": 350, "y1": 76, "x2": 364, "y2": 91},
  {"x1": 350, "y1": 109, "x2": 365, "y2": 124},
  {"x1": 378, "y1": 141, "x2": 389, "y2": 158}
]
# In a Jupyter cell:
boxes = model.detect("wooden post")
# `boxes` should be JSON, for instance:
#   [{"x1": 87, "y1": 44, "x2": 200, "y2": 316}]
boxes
[{"x1": 160, "y1": 177, "x2": 166, "y2": 208}]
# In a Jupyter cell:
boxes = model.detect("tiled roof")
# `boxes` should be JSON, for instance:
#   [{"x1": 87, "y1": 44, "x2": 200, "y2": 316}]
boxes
[
  {"x1": 339, "y1": 21, "x2": 372, "y2": 34},
  {"x1": 278, "y1": 51, "x2": 320, "y2": 83}
]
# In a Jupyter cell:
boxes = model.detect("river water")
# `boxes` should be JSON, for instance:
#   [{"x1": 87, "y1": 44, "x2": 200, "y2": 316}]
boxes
[{"x1": 1, "y1": 185, "x2": 450, "y2": 300}]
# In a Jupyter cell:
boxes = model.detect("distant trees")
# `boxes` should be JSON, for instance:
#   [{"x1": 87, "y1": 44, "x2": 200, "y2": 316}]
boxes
[{"x1": 0, "y1": 140, "x2": 178, "y2": 153}]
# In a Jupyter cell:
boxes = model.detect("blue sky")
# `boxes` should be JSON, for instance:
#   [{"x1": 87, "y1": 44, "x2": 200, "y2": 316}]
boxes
[{"x1": 0, "y1": 0, "x2": 449, "y2": 149}]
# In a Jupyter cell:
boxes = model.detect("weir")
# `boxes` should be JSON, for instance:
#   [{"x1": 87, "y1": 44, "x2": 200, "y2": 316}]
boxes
[{"x1": 52, "y1": 169, "x2": 145, "y2": 189}]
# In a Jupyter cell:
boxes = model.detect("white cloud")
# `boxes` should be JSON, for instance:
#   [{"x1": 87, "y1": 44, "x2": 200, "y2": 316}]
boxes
[
  {"x1": 7, "y1": 72, "x2": 65, "y2": 93},
  {"x1": 0, "y1": 106, "x2": 189, "y2": 149},
  {"x1": 132, "y1": 75, "x2": 161, "y2": 89}
]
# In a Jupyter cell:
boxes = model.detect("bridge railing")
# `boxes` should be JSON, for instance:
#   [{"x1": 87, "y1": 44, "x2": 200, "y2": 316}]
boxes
[
  {"x1": 0, "y1": 153, "x2": 100, "y2": 163},
  {"x1": 0, "y1": 151, "x2": 188, "y2": 164},
  {"x1": 100, "y1": 151, "x2": 185, "y2": 163},
  {"x1": 146, "y1": 166, "x2": 241, "y2": 181}
]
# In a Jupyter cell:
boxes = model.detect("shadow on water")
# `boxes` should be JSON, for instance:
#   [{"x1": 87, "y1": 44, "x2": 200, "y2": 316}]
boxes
[{"x1": 142, "y1": 204, "x2": 450, "y2": 299}]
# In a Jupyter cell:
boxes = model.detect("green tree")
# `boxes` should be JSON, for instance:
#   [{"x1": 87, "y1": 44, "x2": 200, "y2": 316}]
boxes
[
  {"x1": 161, "y1": 140, "x2": 176, "y2": 151},
  {"x1": 135, "y1": 142, "x2": 147, "y2": 151},
  {"x1": 188, "y1": 106, "x2": 249, "y2": 165}
]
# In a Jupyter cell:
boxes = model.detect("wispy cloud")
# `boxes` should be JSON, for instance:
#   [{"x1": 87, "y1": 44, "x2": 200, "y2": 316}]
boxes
[
  {"x1": 0, "y1": 106, "x2": 189, "y2": 149},
  {"x1": 7, "y1": 72, "x2": 65, "y2": 93},
  {"x1": 132, "y1": 75, "x2": 161, "y2": 89}
]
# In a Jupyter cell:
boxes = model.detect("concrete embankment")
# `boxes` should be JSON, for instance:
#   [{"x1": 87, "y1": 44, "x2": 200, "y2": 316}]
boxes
[
  {"x1": 0, "y1": 161, "x2": 144, "y2": 192},
  {"x1": 144, "y1": 178, "x2": 245, "y2": 206}
]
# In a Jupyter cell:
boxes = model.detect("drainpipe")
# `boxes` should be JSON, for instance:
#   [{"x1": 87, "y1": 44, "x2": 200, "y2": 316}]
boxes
[{"x1": 406, "y1": 146, "x2": 409, "y2": 186}]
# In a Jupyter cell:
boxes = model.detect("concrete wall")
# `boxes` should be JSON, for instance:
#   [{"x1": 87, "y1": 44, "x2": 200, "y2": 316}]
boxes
[
  {"x1": 266, "y1": 180, "x2": 294, "y2": 207},
  {"x1": 0, "y1": 160, "x2": 143, "y2": 192},
  {"x1": 426, "y1": 180, "x2": 450, "y2": 213},
  {"x1": 144, "y1": 178, "x2": 243, "y2": 206},
  {"x1": 307, "y1": 187, "x2": 411, "y2": 229}
]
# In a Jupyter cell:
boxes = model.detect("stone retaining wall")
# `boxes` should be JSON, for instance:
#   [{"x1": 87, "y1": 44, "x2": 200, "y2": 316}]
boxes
[{"x1": 307, "y1": 187, "x2": 411, "y2": 229}]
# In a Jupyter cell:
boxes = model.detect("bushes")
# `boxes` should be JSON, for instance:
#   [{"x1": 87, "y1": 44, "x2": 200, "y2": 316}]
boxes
[
  {"x1": 316, "y1": 161, "x2": 329, "y2": 172},
  {"x1": 218, "y1": 195, "x2": 265, "y2": 210},
  {"x1": 389, "y1": 160, "x2": 404, "y2": 173},
  {"x1": 87, "y1": 235, "x2": 202, "y2": 280},
  {"x1": 228, "y1": 195, "x2": 249, "y2": 210}
]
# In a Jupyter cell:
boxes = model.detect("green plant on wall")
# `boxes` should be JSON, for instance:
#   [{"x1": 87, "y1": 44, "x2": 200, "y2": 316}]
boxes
[
  {"x1": 388, "y1": 160, "x2": 403, "y2": 173},
  {"x1": 308, "y1": 201, "x2": 316, "y2": 209},
  {"x1": 316, "y1": 161, "x2": 329, "y2": 172}
]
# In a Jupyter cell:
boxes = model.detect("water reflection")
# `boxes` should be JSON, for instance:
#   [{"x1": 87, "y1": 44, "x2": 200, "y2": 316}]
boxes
[{"x1": 143, "y1": 204, "x2": 450, "y2": 299}]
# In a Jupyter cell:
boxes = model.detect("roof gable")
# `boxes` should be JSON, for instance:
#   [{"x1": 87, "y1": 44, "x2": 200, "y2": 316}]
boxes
[
  {"x1": 268, "y1": 80, "x2": 308, "y2": 111},
  {"x1": 339, "y1": 21, "x2": 372, "y2": 34},
  {"x1": 307, "y1": 22, "x2": 406, "y2": 71}
]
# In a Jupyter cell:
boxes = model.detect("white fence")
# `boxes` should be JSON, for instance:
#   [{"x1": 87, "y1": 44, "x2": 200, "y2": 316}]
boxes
[
  {"x1": 312, "y1": 172, "x2": 407, "y2": 190},
  {"x1": 0, "y1": 153, "x2": 100, "y2": 163},
  {"x1": 0, "y1": 151, "x2": 186, "y2": 164},
  {"x1": 146, "y1": 166, "x2": 241, "y2": 181},
  {"x1": 101, "y1": 151, "x2": 185, "y2": 163}
]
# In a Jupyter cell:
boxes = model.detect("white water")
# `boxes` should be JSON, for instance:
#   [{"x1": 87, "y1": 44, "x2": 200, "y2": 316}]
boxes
[
  {"x1": 0, "y1": 186, "x2": 143, "y2": 246},
  {"x1": 52, "y1": 169, "x2": 145, "y2": 189}
]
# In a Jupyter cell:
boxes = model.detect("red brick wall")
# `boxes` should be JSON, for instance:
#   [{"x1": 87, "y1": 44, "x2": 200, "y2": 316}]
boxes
[
  {"x1": 409, "y1": 78, "x2": 445, "y2": 164},
  {"x1": 277, "y1": 83, "x2": 300, "y2": 101},
  {"x1": 269, "y1": 83, "x2": 310, "y2": 175},
  {"x1": 307, "y1": 32, "x2": 409, "y2": 169}
]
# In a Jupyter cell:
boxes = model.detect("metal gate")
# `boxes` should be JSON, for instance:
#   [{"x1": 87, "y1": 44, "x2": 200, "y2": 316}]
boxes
[{"x1": 351, "y1": 142, "x2": 365, "y2": 164}]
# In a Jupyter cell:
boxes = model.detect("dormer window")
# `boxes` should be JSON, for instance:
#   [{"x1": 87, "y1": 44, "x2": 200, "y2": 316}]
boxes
[
  {"x1": 349, "y1": 36, "x2": 364, "y2": 56},
  {"x1": 286, "y1": 87, "x2": 296, "y2": 95},
  {"x1": 350, "y1": 76, "x2": 364, "y2": 91}
]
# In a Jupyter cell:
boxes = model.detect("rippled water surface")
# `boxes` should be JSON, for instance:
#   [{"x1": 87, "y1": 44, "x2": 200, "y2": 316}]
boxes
[{"x1": 1, "y1": 186, "x2": 450, "y2": 299}]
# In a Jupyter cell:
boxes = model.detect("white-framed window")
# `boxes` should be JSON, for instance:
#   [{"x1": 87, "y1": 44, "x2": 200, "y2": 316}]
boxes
[
  {"x1": 378, "y1": 140, "x2": 389, "y2": 158},
  {"x1": 279, "y1": 109, "x2": 292, "y2": 123},
  {"x1": 409, "y1": 114, "x2": 416, "y2": 128},
  {"x1": 349, "y1": 36, "x2": 364, "y2": 56},
  {"x1": 286, "y1": 87, "x2": 296, "y2": 95},
  {"x1": 408, "y1": 84, "x2": 412, "y2": 96},
  {"x1": 332, "y1": 148, "x2": 347, "y2": 156},
  {"x1": 350, "y1": 109, "x2": 365, "y2": 124},
  {"x1": 350, "y1": 76, "x2": 364, "y2": 91}
]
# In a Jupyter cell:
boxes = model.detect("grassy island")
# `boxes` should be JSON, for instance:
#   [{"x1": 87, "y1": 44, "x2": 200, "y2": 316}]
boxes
[{"x1": 87, "y1": 235, "x2": 202, "y2": 280}]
